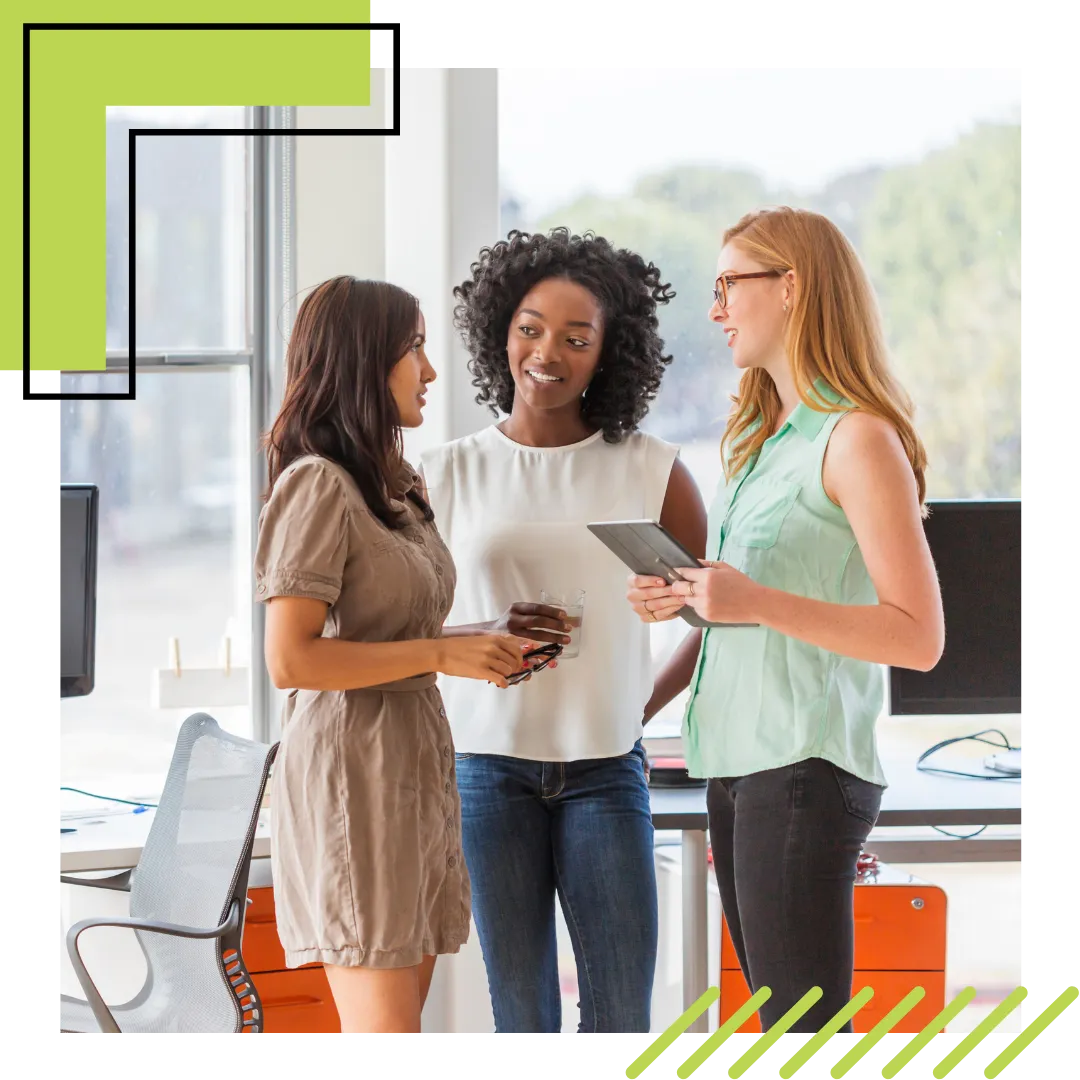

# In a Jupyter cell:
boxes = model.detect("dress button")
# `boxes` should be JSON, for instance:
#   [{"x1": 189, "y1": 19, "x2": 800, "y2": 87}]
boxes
[
  {"x1": 442, "y1": 746, "x2": 450, "y2": 758},
  {"x1": 439, "y1": 708, "x2": 446, "y2": 718},
  {"x1": 446, "y1": 816, "x2": 453, "y2": 829},
  {"x1": 447, "y1": 855, "x2": 457, "y2": 868},
  {"x1": 256, "y1": 584, "x2": 266, "y2": 594},
  {"x1": 435, "y1": 564, "x2": 444, "y2": 576},
  {"x1": 445, "y1": 781, "x2": 451, "y2": 793}
]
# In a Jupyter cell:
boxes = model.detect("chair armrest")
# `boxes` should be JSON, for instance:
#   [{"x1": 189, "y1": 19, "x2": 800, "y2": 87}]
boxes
[
  {"x1": 65, "y1": 899, "x2": 241, "y2": 1032},
  {"x1": 60, "y1": 869, "x2": 132, "y2": 892}
]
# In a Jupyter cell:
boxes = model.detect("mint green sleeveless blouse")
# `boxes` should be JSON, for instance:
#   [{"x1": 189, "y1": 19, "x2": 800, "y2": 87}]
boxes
[{"x1": 682, "y1": 382, "x2": 887, "y2": 787}]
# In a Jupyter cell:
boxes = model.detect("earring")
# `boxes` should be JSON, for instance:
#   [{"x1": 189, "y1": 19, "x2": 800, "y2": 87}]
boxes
[{"x1": 783, "y1": 302, "x2": 789, "y2": 313}]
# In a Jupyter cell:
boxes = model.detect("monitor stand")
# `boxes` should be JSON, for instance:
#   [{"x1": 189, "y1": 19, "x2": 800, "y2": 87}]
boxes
[{"x1": 984, "y1": 748, "x2": 1021, "y2": 776}]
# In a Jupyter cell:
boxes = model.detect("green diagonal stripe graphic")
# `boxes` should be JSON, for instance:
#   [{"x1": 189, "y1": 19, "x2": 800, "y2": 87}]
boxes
[
  {"x1": 779, "y1": 986, "x2": 875, "y2": 1077},
  {"x1": 625, "y1": 981, "x2": 1075, "y2": 1080},
  {"x1": 932, "y1": 987, "x2": 1027, "y2": 1078},
  {"x1": 625, "y1": 986, "x2": 719, "y2": 1079},
  {"x1": 984, "y1": 986, "x2": 1079, "y2": 1078},
  {"x1": 829, "y1": 986, "x2": 926, "y2": 1077},
  {"x1": 677, "y1": 987, "x2": 773, "y2": 1078},
  {"x1": 882, "y1": 987, "x2": 977, "y2": 1078},
  {"x1": 728, "y1": 986, "x2": 823, "y2": 1079}
]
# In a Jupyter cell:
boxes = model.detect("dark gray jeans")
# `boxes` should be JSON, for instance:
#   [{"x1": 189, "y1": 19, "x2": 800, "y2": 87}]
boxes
[{"x1": 707, "y1": 756, "x2": 883, "y2": 1033}]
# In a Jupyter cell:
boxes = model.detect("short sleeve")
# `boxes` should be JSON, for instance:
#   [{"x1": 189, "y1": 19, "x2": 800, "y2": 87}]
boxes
[
  {"x1": 254, "y1": 459, "x2": 350, "y2": 606},
  {"x1": 418, "y1": 444, "x2": 452, "y2": 530}
]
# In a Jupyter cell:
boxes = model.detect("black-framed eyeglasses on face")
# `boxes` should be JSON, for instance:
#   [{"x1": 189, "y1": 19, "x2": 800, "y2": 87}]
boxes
[
  {"x1": 506, "y1": 642, "x2": 563, "y2": 686},
  {"x1": 712, "y1": 269, "x2": 783, "y2": 310}
]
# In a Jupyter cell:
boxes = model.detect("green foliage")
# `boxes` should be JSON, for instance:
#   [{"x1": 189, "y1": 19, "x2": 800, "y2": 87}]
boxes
[
  {"x1": 510, "y1": 121, "x2": 1020, "y2": 497},
  {"x1": 860, "y1": 123, "x2": 1020, "y2": 496}
]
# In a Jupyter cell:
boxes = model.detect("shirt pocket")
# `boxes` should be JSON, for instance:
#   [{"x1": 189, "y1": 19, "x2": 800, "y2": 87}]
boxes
[{"x1": 731, "y1": 478, "x2": 801, "y2": 549}]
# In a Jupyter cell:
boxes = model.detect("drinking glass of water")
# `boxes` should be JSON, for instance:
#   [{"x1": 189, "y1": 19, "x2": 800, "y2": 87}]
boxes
[{"x1": 540, "y1": 589, "x2": 585, "y2": 659}]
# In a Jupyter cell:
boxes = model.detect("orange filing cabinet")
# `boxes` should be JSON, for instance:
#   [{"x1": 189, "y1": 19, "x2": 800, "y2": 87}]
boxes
[
  {"x1": 719, "y1": 860, "x2": 946, "y2": 1033},
  {"x1": 241, "y1": 886, "x2": 341, "y2": 1033}
]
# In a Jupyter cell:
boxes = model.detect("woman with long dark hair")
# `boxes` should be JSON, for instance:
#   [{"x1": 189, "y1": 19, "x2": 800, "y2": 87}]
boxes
[{"x1": 254, "y1": 276, "x2": 524, "y2": 1033}]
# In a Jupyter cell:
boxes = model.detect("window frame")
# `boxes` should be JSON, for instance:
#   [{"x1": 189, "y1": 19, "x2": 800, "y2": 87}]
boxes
[{"x1": 71, "y1": 105, "x2": 295, "y2": 748}]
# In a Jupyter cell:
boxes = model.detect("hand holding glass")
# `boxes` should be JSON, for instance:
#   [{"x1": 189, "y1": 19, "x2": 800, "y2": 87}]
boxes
[{"x1": 539, "y1": 589, "x2": 585, "y2": 659}]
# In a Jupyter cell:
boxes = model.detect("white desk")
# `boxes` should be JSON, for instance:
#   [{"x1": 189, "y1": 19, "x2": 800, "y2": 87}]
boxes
[
  {"x1": 653, "y1": 756, "x2": 1018, "y2": 1027},
  {"x1": 61, "y1": 807, "x2": 271, "y2": 875},
  {"x1": 62, "y1": 724, "x2": 1020, "y2": 1034}
]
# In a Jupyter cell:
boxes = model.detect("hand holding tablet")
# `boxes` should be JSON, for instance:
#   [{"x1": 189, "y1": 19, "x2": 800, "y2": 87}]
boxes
[{"x1": 587, "y1": 519, "x2": 759, "y2": 628}]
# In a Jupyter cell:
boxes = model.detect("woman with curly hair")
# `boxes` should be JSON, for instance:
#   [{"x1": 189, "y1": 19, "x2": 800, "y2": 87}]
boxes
[{"x1": 419, "y1": 228, "x2": 707, "y2": 1033}]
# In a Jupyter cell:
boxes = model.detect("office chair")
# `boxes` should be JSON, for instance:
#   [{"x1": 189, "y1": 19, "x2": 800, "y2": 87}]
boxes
[{"x1": 61, "y1": 713, "x2": 278, "y2": 1032}]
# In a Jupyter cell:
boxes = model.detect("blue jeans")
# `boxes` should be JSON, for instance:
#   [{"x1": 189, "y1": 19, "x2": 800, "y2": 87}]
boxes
[{"x1": 455, "y1": 741, "x2": 657, "y2": 1032}]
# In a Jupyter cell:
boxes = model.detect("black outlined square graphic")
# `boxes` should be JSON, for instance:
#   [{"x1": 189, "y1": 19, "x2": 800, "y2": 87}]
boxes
[{"x1": 23, "y1": 21, "x2": 400, "y2": 401}]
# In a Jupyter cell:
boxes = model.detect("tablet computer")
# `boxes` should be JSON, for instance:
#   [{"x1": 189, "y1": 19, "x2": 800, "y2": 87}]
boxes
[{"x1": 587, "y1": 519, "x2": 758, "y2": 628}]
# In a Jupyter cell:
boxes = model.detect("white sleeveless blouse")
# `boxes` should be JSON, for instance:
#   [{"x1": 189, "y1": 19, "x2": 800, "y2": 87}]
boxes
[{"x1": 420, "y1": 425, "x2": 678, "y2": 761}]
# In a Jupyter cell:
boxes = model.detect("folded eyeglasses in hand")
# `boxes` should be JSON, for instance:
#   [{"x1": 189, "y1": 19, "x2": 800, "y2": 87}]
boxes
[{"x1": 506, "y1": 642, "x2": 563, "y2": 686}]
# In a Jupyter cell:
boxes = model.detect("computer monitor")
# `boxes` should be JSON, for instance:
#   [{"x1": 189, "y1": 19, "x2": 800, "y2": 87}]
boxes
[
  {"x1": 889, "y1": 499, "x2": 1020, "y2": 715},
  {"x1": 889, "y1": 498, "x2": 1023, "y2": 777},
  {"x1": 61, "y1": 484, "x2": 99, "y2": 698}
]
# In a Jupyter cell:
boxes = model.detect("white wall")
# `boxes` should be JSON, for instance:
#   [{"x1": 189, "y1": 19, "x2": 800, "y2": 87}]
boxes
[
  {"x1": 294, "y1": 75, "x2": 390, "y2": 291},
  {"x1": 293, "y1": 69, "x2": 499, "y2": 460},
  {"x1": 386, "y1": 69, "x2": 500, "y2": 464}
]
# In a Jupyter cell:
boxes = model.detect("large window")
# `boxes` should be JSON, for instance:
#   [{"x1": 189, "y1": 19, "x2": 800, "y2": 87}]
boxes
[
  {"x1": 499, "y1": 69, "x2": 1021, "y2": 1032},
  {"x1": 61, "y1": 107, "x2": 255, "y2": 798},
  {"x1": 105, "y1": 106, "x2": 249, "y2": 352},
  {"x1": 500, "y1": 68, "x2": 1021, "y2": 734}
]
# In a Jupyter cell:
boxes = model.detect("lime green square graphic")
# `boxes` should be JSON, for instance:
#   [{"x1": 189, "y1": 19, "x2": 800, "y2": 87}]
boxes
[{"x1": 6, "y1": 3, "x2": 373, "y2": 373}]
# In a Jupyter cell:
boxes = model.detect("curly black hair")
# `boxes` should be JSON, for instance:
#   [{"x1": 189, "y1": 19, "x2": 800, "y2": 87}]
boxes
[{"x1": 453, "y1": 228, "x2": 676, "y2": 443}]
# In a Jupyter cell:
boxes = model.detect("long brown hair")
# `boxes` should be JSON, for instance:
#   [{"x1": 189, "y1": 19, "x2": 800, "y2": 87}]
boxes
[
  {"x1": 264, "y1": 276, "x2": 431, "y2": 529},
  {"x1": 720, "y1": 207, "x2": 928, "y2": 510}
]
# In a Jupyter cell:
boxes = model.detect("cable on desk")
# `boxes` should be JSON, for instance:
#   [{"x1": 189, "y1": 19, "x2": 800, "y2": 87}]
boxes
[
  {"x1": 931, "y1": 824, "x2": 990, "y2": 840},
  {"x1": 916, "y1": 729, "x2": 1020, "y2": 781},
  {"x1": 60, "y1": 786, "x2": 158, "y2": 809}
]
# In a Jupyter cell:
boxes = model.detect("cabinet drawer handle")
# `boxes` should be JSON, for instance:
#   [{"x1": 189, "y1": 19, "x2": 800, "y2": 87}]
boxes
[{"x1": 263, "y1": 994, "x2": 324, "y2": 1009}]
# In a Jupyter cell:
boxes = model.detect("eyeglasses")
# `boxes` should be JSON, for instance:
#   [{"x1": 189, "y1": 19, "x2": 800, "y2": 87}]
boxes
[
  {"x1": 712, "y1": 270, "x2": 783, "y2": 309},
  {"x1": 506, "y1": 642, "x2": 563, "y2": 686}
]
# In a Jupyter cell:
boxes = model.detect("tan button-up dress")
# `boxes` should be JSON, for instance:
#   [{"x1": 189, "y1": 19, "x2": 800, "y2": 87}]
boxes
[{"x1": 254, "y1": 455, "x2": 468, "y2": 969}]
